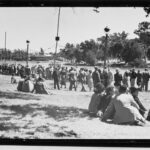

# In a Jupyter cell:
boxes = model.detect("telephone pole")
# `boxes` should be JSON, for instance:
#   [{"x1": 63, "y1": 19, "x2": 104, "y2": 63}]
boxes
[{"x1": 54, "y1": 7, "x2": 61, "y2": 68}]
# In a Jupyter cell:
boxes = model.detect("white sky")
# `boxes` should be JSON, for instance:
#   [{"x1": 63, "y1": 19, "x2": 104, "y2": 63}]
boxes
[{"x1": 0, "y1": 7, "x2": 149, "y2": 53}]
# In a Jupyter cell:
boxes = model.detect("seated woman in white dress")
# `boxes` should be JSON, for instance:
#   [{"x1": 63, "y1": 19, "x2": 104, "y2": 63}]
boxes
[{"x1": 102, "y1": 85, "x2": 146, "y2": 126}]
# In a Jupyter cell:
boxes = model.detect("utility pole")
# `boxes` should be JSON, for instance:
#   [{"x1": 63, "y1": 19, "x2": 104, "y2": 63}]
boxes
[
  {"x1": 26, "y1": 40, "x2": 30, "y2": 67},
  {"x1": 54, "y1": 7, "x2": 61, "y2": 68},
  {"x1": 104, "y1": 27, "x2": 110, "y2": 68}
]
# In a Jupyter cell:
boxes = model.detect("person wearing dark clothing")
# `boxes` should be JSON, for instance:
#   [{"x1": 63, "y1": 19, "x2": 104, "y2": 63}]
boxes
[
  {"x1": 52, "y1": 68, "x2": 60, "y2": 90},
  {"x1": 92, "y1": 67, "x2": 101, "y2": 87},
  {"x1": 60, "y1": 67, "x2": 67, "y2": 88},
  {"x1": 25, "y1": 66, "x2": 31, "y2": 76},
  {"x1": 130, "y1": 87, "x2": 147, "y2": 118},
  {"x1": 136, "y1": 70, "x2": 142, "y2": 90},
  {"x1": 34, "y1": 77, "x2": 48, "y2": 94},
  {"x1": 102, "y1": 69, "x2": 108, "y2": 88},
  {"x1": 69, "y1": 69, "x2": 77, "y2": 91},
  {"x1": 114, "y1": 69, "x2": 122, "y2": 88},
  {"x1": 142, "y1": 69, "x2": 150, "y2": 91},
  {"x1": 20, "y1": 66, "x2": 26, "y2": 78},
  {"x1": 97, "y1": 86, "x2": 115, "y2": 117},
  {"x1": 130, "y1": 69, "x2": 137, "y2": 87}
]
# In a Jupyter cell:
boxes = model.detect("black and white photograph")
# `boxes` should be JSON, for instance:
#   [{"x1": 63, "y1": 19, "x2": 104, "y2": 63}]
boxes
[{"x1": 0, "y1": 5, "x2": 150, "y2": 142}]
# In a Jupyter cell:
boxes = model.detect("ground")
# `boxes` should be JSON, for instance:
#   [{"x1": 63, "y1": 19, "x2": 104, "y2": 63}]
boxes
[{"x1": 0, "y1": 74, "x2": 150, "y2": 139}]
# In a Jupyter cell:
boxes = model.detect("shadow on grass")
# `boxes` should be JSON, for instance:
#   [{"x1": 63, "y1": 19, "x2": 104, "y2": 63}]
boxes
[
  {"x1": 0, "y1": 91, "x2": 40, "y2": 100},
  {"x1": 0, "y1": 103, "x2": 89, "y2": 120},
  {"x1": 0, "y1": 104, "x2": 91, "y2": 138}
]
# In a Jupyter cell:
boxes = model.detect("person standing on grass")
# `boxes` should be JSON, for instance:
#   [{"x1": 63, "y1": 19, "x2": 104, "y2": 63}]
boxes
[
  {"x1": 52, "y1": 67, "x2": 60, "y2": 90},
  {"x1": 130, "y1": 68, "x2": 137, "y2": 87},
  {"x1": 87, "y1": 70, "x2": 93, "y2": 92},
  {"x1": 107, "y1": 68, "x2": 113, "y2": 86},
  {"x1": 122, "y1": 71, "x2": 129, "y2": 87},
  {"x1": 80, "y1": 68, "x2": 86, "y2": 92},
  {"x1": 69, "y1": 68, "x2": 77, "y2": 91},
  {"x1": 102, "y1": 69, "x2": 108, "y2": 88},
  {"x1": 92, "y1": 67, "x2": 101, "y2": 88},
  {"x1": 114, "y1": 68, "x2": 122, "y2": 89},
  {"x1": 60, "y1": 67, "x2": 67, "y2": 89},
  {"x1": 142, "y1": 68, "x2": 150, "y2": 92},
  {"x1": 136, "y1": 70, "x2": 142, "y2": 90}
]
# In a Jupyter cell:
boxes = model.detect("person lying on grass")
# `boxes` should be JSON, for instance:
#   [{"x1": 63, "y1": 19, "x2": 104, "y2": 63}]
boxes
[
  {"x1": 101, "y1": 85, "x2": 146, "y2": 126},
  {"x1": 88, "y1": 82, "x2": 105, "y2": 117}
]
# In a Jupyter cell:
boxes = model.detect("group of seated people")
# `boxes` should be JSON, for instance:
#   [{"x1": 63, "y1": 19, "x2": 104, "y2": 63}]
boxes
[
  {"x1": 16, "y1": 74, "x2": 49, "y2": 94},
  {"x1": 88, "y1": 83, "x2": 150, "y2": 126}
]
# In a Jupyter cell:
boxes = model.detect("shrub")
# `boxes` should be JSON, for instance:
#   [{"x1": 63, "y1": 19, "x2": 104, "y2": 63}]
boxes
[
  {"x1": 85, "y1": 51, "x2": 97, "y2": 66},
  {"x1": 129, "y1": 59, "x2": 147, "y2": 68}
]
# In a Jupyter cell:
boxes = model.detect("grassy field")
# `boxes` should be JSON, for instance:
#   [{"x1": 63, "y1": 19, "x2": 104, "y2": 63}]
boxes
[{"x1": 0, "y1": 74, "x2": 150, "y2": 139}]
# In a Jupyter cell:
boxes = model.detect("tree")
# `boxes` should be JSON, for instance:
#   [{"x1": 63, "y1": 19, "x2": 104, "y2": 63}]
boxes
[
  {"x1": 80, "y1": 39, "x2": 98, "y2": 61},
  {"x1": 121, "y1": 39, "x2": 144, "y2": 63},
  {"x1": 109, "y1": 31, "x2": 128, "y2": 59},
  {"x1": 73, "y1": 44, "x2": 83, "y2": 63},
  {"x1": 134, "y1": 21, "x2": 150, "y2": 46},
  {"x1": 39, "y1": 48, "x2": 44, "y2": 55},
  {"x1": 59, "y1": 43, "x2": 76, "y2": 62},
  {"x1": 85, "y1": 51, "x2": 97, "y2": 65}
]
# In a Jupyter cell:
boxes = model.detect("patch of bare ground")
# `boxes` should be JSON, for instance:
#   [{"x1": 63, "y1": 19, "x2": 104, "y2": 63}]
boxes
[{"x1": 0, "y1": 74, "x2": 150, "y2": 138}]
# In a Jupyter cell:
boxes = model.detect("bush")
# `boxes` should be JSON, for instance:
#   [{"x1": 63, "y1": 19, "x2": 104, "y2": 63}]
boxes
[
  {"x1": 85, "y1": 51, "x2": 97, "y2": 66},
  {"x1": 122, "y1": 40, "x2": 144, "y2": 63},
  {"x1": 129, "y1": 59, "x2": 147, "y2": 68}
]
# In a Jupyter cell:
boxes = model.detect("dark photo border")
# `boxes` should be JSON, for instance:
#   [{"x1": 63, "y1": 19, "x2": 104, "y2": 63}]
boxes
[{"x1": 0, "y1": 0, "x2": 150, "y2": 147}]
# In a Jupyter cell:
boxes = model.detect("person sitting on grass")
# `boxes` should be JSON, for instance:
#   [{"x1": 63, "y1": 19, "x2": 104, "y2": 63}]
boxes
[
  {"x1": 22, "y1": 76, "x2": 34, "y2": 93},
  {"x1": 11, "y1": 73, "x2": 17, "y2": 84},
  {"x1": 97, "y1": 86, "x2": 116, "y2": 118},
  {"x1": 130, "y1": 87, "x2": 148, "y2": 118},
  {"x1": 34, "y1": 77, "x2": 48, "y2": 94},
  {"x1": 88, "y1": 82, "x2": 105, "y2": 117},
  {"x1": 101, "y1": 85, "x2": 146, "y2": 126}
]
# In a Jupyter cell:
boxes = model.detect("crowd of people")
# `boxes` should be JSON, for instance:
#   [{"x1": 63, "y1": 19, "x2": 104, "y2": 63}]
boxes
[
  {"x1": 1, "y1": 63, "x2": 150, "y2": 93},
  {"x1": 1, "y1": 62, "x2": 150, "y2": 126}
]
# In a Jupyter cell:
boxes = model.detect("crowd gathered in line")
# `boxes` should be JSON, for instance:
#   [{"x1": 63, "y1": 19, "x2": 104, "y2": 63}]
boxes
[
  {"x1": 0, "y1": 63, "x2": 149, "y2": 92},
  {"x1": 1, "y1": 63, "x2": 150, "y2": 126}
]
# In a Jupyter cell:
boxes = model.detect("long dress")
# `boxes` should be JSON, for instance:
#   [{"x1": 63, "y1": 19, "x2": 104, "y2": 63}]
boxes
[
  {"x1": 107, "y1": 71, "x2": 113, "y2": 86},
  {"x1": 87, "y1": 73, "x2": 93, "y2": 90}
]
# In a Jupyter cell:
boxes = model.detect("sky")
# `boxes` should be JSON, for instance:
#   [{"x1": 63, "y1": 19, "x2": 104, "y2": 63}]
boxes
[{"x1": 0, "y1": 7, "x2": 149, "y2": 53}]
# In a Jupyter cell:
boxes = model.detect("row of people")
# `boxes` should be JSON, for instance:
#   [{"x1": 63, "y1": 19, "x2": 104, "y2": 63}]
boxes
[
  {"x1": 114, "y1": 68, "x2": 150, "y2": 91},
  {"x1": 4, "y1": 62, "x2": 150, "y2": 92},
  {"x1": 88, "y1": 83, "x2": 150, "y2": 126}
]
